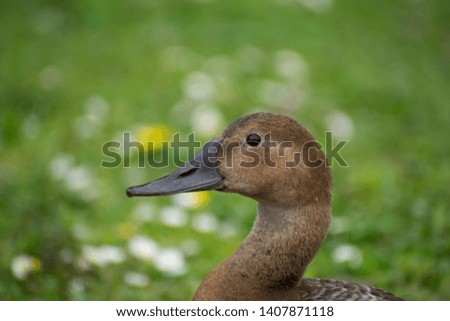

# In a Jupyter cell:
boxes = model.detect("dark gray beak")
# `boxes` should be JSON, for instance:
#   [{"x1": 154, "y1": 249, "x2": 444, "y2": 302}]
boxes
[{"x1": 126, "y1": 140, "x2": 224, "y2": 197}]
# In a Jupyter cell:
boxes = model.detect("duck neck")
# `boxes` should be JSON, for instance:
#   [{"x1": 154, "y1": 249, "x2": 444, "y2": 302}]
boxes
[
  {"x1": 194, "y1": 201, "x2": 331, "y2": 299},
  {"x1": 239, "y1": 202, "x2": 331, "y2": 287}
]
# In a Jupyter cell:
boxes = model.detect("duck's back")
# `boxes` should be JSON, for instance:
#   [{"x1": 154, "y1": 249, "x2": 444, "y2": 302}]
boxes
[{"x1": 298, "y1": 278, "x2": 403, "y2": 301}]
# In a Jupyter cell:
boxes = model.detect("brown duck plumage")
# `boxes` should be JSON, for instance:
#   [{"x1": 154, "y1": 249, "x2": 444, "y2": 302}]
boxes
[{"x1": 127, "y1": 112, "x2": 403, "y2": 301}]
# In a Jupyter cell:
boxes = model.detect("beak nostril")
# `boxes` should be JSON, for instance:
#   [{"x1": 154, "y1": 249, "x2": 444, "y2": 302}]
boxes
[{"x1": 178, "y1": 167, "x2": 198, "y2": 178}]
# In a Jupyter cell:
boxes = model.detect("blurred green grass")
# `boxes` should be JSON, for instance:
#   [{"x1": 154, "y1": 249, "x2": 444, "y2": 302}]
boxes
[{"x1": 0, "y1": 0, "x2": 449, "y2": 300}]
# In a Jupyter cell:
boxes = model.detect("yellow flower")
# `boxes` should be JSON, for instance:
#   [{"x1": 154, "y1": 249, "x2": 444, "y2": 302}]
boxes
[
  {"x1": 137, "y1": 124, "x2": 172, "y2": 151},
  {"x1": 118, "y1": 222, "x2": 137, "y2": 239},
  {"x1": 192, "y1": 191, "x2": 211, "y2": 208},
  {"x1": 174, "y1": 191, "x2": 211, "y2": 209}
]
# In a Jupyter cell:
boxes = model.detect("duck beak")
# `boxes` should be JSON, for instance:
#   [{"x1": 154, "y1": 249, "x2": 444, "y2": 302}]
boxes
[{"x1": 126, "y1": 140, "x2": 224, "y2": 197}]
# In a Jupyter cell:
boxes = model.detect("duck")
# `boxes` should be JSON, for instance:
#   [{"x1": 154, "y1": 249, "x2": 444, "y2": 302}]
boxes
[{"x1": 126, "y1": 112, "x2": 403, "y2": 301}]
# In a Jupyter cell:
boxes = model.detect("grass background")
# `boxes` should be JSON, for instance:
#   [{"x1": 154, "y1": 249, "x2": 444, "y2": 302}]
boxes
[{"x1": 0, "y1": 0, "x2": 449, "y2": 300}]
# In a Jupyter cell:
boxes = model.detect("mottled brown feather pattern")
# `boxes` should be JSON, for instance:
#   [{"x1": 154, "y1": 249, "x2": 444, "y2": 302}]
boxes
[{"x1": 299, "y1": 279, "x2": 402, "y2": 301}]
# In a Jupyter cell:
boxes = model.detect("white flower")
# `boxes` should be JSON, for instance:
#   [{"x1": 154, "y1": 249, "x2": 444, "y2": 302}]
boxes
[
  {"x1": 64, "y1": 165, "x2": 100, "y2": 201},
  {"x1": 155, "y1": 248, "x2": 187, "y2": 276},
  {"x1": 65, "y1": 165, "x2": 100, "y2": 201},
  {"x1": 160, "y1": 206, "x2": 188, "y2": 227},
  {"x1": 128, "y1": 235, "x2": 160, "y2": 261},
  {"x1": 326, "y1": 111, "x2": 354, "y2": 140},
  {"x1": 173, "y1": 193, "x2": 197, "y2": 209},
  {"x1": 123, "y1": 271, "x2": 150, "y2": 288},
  {"x1": 274, "y1": 49, "x2": 308, "y2": 81},
  {"x1": 190, "y1": 104, "x2": 224, "y2": 137},
  {"x1": 85, "y1": 95, "x2": 110, "y2": 125},
  {"x1": 75, "y1": 95, "x2": 110, "y2": 139},
  {"x1": 50, "y1": 156, "x2": 99, "y2": 201},
  {"x1": 49, "y1": 154, "x2": 74, "y2": 180},
  {"x1": 82, "y1": 245, "x2": 126, "y2": 267},
  {"x1": 11, "y1": 254, "x2": 40, "y2": 280},
  {"x1": 332, "y1": 244, "x2": 363, "y2": 268},
  {"x1": 184, "y1": 72, "x2": 216, "y2": 101},
  {"x1": 72, "y1": 223, "x2": 90, "y2": 240},
  {"x1": 68, "y1": 278, "x2": 85, "y2": 299},
  {"x1": 64, "y1": 166, "x2": 92, "y2": 192},
  {"x1": 132, "y1": 203, "x2": 156, "y2": 222},
  {"x1": 192, "y1": 212, "x2": 219, "y2": 233}
]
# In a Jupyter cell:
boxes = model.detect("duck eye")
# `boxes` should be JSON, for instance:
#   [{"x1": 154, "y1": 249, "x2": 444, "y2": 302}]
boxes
[{"x1": 246, "y1": 134, "x2": 261, "y2": 147}]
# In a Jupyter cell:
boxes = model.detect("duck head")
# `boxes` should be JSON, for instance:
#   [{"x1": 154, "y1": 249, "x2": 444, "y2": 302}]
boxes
[{"x1": 126, "y1": 112, "x2": 332, "y2": 208}]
